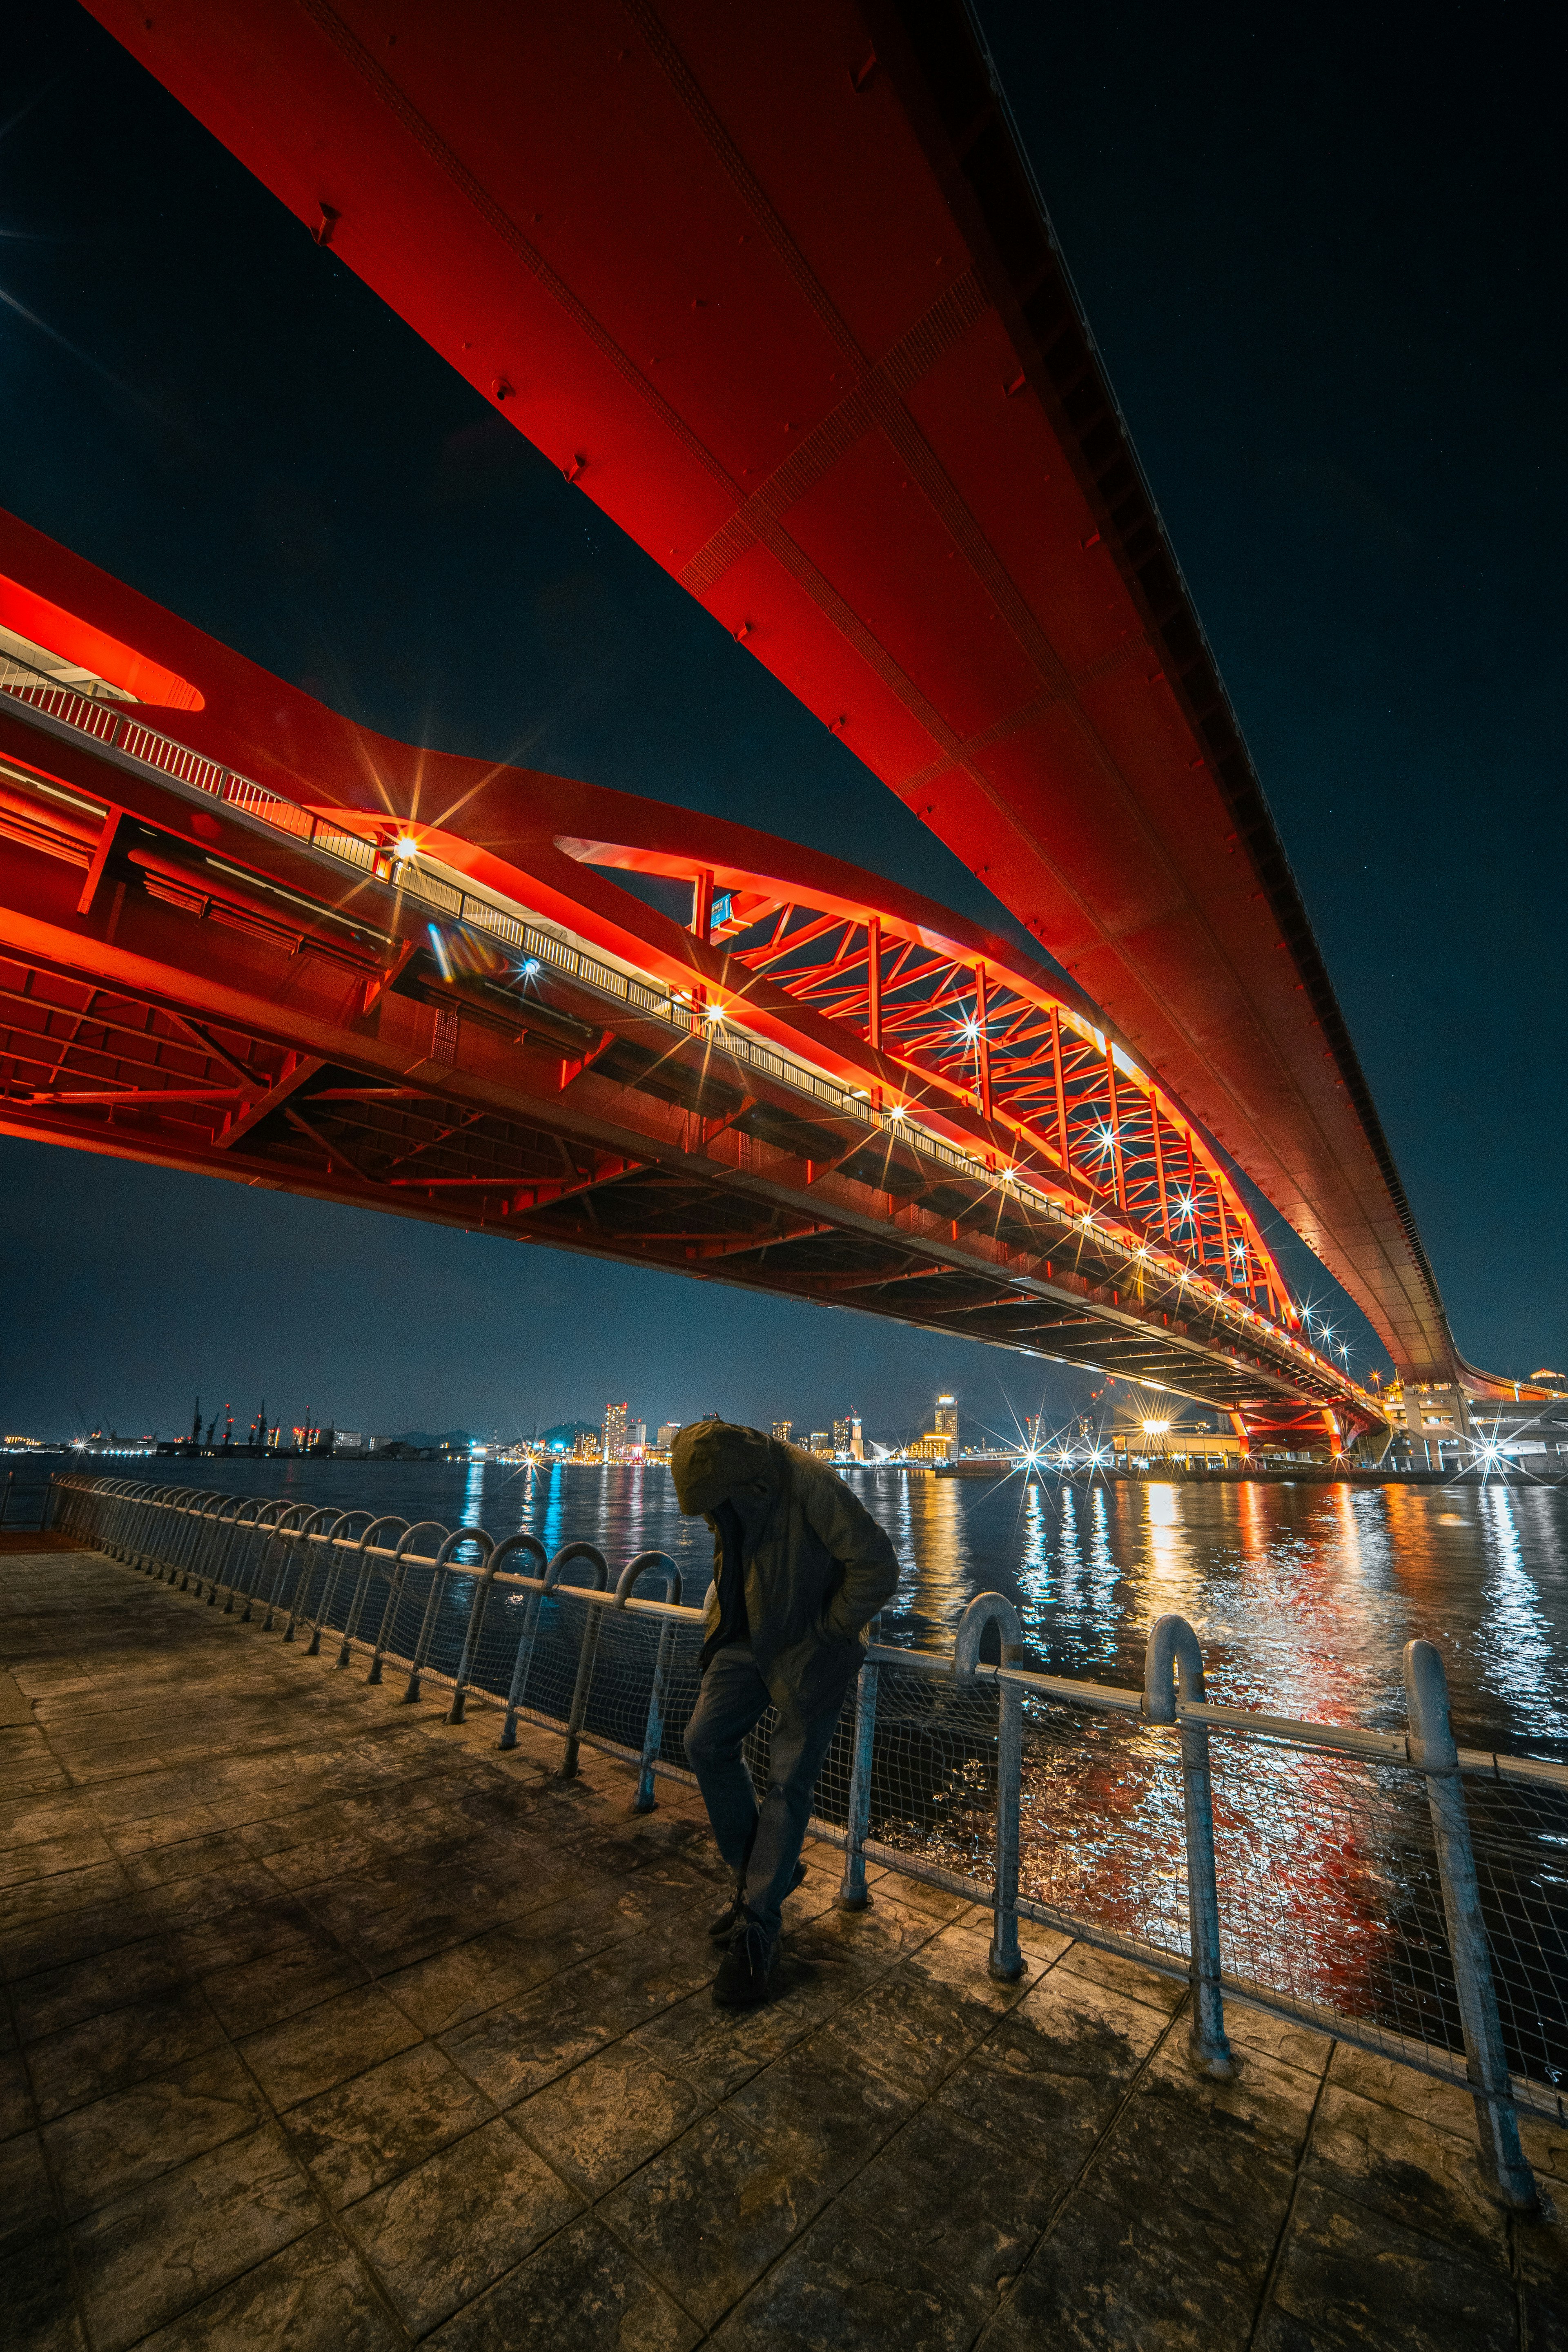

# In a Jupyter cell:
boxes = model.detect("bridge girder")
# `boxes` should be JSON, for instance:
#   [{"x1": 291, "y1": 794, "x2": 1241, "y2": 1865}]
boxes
[{"x1": 0, "y1": 668, "x2": 1386, "y2": 1443}]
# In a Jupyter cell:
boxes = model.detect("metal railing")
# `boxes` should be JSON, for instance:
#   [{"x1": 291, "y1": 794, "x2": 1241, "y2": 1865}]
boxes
[{"x1": 44, "y1": 1471, "x2": 1566, "y2": 2205}]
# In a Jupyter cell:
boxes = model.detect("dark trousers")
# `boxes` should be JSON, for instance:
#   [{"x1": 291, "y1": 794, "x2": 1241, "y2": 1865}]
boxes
[{"x1": 683, "y1": 1644, "x2": 851, "y2": 1945}]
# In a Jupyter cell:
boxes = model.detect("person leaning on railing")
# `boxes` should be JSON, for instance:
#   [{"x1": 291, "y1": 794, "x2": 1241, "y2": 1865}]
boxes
[{"x1": 672, "y1": 1416, "x2": 900, "y2": 2009}]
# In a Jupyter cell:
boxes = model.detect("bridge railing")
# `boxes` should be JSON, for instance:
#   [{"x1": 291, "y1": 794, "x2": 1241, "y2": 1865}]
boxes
[{"x1": 44, "y1": 1471, "x2": 1564, "y2": 2205}]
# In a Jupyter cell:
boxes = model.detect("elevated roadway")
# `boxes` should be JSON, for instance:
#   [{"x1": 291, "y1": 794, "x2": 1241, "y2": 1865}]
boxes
[
  {"x1": 0, "y1": 515, "x2": 1381, "y2": 1445},
  {"x1": 77, "y1": 0, "x2": 1506, "y2": 1394}
]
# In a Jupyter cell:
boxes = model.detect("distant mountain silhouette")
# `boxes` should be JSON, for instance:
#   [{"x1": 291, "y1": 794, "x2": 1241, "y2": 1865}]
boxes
[
  {"x1": 538, "y1": 1422, "x2": 599, "y2": 1449},
  {"x1": 374, "y1": 1429, "x2": 479, "y2": 1451}
]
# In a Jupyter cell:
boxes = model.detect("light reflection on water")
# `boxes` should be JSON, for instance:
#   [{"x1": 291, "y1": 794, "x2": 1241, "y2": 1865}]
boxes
[
  {"x1": 74, "y1": 1453, "x2": 1568, "y2": 1760},
  {"x1": 46, "y1": 1454, "x2": 1568, "y2": 2075}
]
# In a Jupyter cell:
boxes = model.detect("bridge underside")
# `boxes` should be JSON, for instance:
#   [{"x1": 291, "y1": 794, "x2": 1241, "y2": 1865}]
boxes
[{"x1": 0, "y1": 690, "x2": 1379, "y2": 1446}]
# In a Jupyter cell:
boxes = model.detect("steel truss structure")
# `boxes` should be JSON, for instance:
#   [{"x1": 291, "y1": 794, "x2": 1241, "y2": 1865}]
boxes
[{"x1": 0, "y1": 637, "x2": 1381, "y2": 1446}]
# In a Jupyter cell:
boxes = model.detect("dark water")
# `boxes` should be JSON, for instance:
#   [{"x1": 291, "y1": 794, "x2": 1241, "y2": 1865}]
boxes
[{"x1": 37, "y1": 1452, "x2": 1568, "y2": 1763}]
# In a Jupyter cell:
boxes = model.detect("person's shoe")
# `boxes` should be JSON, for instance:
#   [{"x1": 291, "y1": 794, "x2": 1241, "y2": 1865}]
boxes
[
  {"x1": 707, "y1": 1859, "x2": 806, "y2": 1939},
  {"x1": 712, "y1": 1908, "x2": 775, "y2": 2009}
]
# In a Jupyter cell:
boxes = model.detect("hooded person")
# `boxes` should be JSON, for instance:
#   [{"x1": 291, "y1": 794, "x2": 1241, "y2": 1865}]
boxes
[{"x1": 671, "y1": 1416, "x2": 900, "y2": 2008}]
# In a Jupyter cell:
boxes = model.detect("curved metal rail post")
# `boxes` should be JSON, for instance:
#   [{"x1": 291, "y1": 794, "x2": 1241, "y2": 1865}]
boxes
[
  {"x1": 1404, "y1": 1639, "x2": 1537, "y2": 2209},
  {"x1": 1144, "y1": 1613, "x2": 1237, "y2": 2081},
  {"x1": 448, "y1": 1532, "x2": 546, "y2": 1724},
  {"x1": 259, "y1": 1505, "x2": 313, "y2": 1630},
  {"x1": 178, "y1": 1492, "x2": 224, "y2": 1589},
  {"x1": 497, "y1": 1571, "x2": 551, "y2": 1752},
  {"x1": 403, "y1": 1526, "x2": 494, "y2": 1702},
  {"x1": 615, "y1": 1552, "x2": 682, "y2": 1813},
  {"x1": 552, "y1": 1544, "x2": 610, "y2": 1781},
  {"x1": 160, "y1": 1489, "x2": 210, "y2": 1581},
  {"x1": 283, "y1": 1509, "x2": 351, "y2": 1642},
  {"x1": 954, "y1": 1592, "x2": 1026, "y2": 1980},
  {"x1": 367, "y1": 1522, "x2": 450, "y2": 1684},
  {"x1": 305, "y1": 1510, "x2": 376, "y2": 1654},
  {"x1": 193, "y1": 1495, "x2": 243, "y2": 1597},
  {"x1": 837, "y1": 1619, "x2": 882, "y2": 1911},
  {"x1": 337, "y1": 1517, "x2": 410, "y2": 1667},
  {"x1": 219, "y1": 1498, "x2": 267, "y2": 1611},
  {"x1": 238, "y1": 1501, "x2": 290, "y2": 1621}
]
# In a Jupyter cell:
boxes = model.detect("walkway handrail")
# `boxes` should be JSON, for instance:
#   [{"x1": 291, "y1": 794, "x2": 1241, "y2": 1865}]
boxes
[{"x1": 40, "y1": 1468, "x2": 1565, "y2": 2207}]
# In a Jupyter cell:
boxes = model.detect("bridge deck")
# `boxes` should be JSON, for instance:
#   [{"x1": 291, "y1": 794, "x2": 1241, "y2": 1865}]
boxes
[{"x1": 2, "y1": 1550, "x2": 1560, "y2": 2349}]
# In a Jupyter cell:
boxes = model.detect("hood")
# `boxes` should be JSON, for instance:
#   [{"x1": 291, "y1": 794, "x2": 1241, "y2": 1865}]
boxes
[{"x1": 670, "y1": 1418, "x2": 777, "y2": 1517}]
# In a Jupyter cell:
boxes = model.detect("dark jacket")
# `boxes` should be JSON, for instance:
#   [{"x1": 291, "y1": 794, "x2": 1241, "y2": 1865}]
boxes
[{"x1": 670, "y1": 1419, "x2": 900, "y2": 1715}]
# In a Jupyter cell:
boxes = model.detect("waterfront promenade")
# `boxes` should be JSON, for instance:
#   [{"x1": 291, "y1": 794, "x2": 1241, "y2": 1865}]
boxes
[{"x1": 1, "y1": 1544, "x2": 1562, "y2": 2349}]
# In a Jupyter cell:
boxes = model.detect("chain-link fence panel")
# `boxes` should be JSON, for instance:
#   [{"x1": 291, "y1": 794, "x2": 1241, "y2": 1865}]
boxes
[{"x1": 1460, "y1": 1769, "x2": 1568, "y2": 2096}]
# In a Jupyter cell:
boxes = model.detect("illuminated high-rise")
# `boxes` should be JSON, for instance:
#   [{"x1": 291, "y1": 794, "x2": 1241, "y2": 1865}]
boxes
[
  {"x1": 771, "y1": 1419, "x2": 792, "y2": 1443},
  {"x1": 602, "y1": 1401, "x2": 628, "y2": 1463}
]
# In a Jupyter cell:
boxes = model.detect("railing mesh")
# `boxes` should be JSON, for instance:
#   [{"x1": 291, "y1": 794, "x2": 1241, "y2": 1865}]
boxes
[{"x1": 42, "y1": 1474, "x2": 1568, "y2": 2131}]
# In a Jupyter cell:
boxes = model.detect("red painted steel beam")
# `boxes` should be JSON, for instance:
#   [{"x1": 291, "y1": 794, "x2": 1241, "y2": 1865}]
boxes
[
  {"x1": 74, "y1": 0, "x2": 1465, "y2": 1385},
  {"x1": 0, "y1": 629, "x2": 1396, "y2": 1432}
]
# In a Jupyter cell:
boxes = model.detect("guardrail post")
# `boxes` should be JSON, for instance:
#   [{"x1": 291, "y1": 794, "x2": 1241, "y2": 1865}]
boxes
[
  {"x1": 1404, "y1": 1639, "x2": 1537, "y2": 2209},
  {"x1": 837, "y1": 1644, "x2": 880, "y2": 1911},
  {"x1": 615, "y1": 1552, "x2": 682, "y2": 1812},
  {"x1": 1144, "y1": 1613, "x2": 1237, "y2": 2081},
  {"x1": 403, "y1": 1527, "x2": 493, "y2": 1702},
  {"x1": 953, "y1": 1592, "x2": 1026, "y2": 1981},
  {"x1": 336, "y1": 1517, "x2": 408, "y2": 1667},
  {"x1": 554, "y1": 1544, "x2": 610, "y2": 1781},
  {"x1": 448, "y1": 1533, "x2": 547, "y2": 1723}
]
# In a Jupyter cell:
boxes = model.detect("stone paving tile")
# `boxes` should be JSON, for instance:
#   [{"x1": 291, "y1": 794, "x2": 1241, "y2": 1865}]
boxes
[
  {"x1": 0, "y1": 2223, "x2": 83, "y2": 2352},
  {"x1": 599, "y1": 2106, "x2": 833, "y2": 2327},
  {"x1": 514, "y1": 2040, "x2": 709, "y2": 2196},
  {"x1": 200, "y1": 1929, "x2": 370, "y2": 2035},
  {"x1": 1076, "y1": 2037, "x2": 1310, "y2": 2293},
  {"x1": 0, "y1": 2126, "x2": 56, "y2": 2255},
  {"x1": 42, "y1": 2042, "x2": 270, "y2": 2220},
  {"x1": 712, "y1": 2205, "x2": 975, "y2": 2352},
  {"x1": 285, "y1": 2038, "x2": 495, "y2": 2208},
  {"x1": 69, "y1": 2120, "x2": 321, "y2": 2352},
  {"x1": 1053, "y1": 1937, "x2": 1191, "y2": 2015},
  {"x1": 978, "y1": 2189, "x2": 1258, "y2": 2350},
  {"x1": 343, "y1": 2113, "x2": 582, "y2": 2334},
  {"x1": 726, "y1": 2016, "x2": 920, "y2": 2192},
  {"x1": 129, "y1": 2223, "x2": 403, "y2": 2352},
  {"x1": 1304, "y1": 2078, "x2": 1510, "y2": 2262},
  {"x1": 12, "y1": 1938, "x2": 191, "y2": 2044},
  {"x1": 628, "y1": 1952, "x2": 884, "y2": 2105},
  {"x1": 426, "y1": 2211, "x2": 700, "y2": 2350},
  {"x1": 1254, "y1": 2176, "x2": 1518, "y2": 2351},
  {"x1": 934, "y1": 1962, "x2": 1171, "y2": 2164},
  {"x1": 832, "y1": 2096, "x2": 1057, "y2": 2327},
  {"x1": 239, "y1": 1980, "x2": 425, "y2": 2111},
  {"x1": 27, "y1": 1989, "x2": 226, "y2": 2122}
]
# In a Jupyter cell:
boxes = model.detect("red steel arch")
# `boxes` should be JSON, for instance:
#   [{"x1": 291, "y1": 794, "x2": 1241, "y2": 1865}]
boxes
[
  {"x1": 0, "y1": 512, "x2": 1382, "y2": 1443},
  {"x1": 76, "y1": 0, "x2": 1490, "y2": 1389}
]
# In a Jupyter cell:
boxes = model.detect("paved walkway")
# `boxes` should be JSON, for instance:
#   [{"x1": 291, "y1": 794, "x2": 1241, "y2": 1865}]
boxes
[{"x1": 1, "y1": 1549, "x2": 1562, "y2": 2350}]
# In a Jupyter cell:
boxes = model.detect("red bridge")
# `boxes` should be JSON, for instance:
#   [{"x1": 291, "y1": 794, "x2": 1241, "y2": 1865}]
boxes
[
  {"x1": 7, "y1": 1, "x2": 1529, "y2": 1428},
  {"x1": 1, "y1": 513, "x2": 1374, "y2": 1446}
]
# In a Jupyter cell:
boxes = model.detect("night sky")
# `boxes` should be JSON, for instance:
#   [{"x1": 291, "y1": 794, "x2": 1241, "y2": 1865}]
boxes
[{"x1": 1, "y1": 1, "x2": 1562, "y2": 1444}]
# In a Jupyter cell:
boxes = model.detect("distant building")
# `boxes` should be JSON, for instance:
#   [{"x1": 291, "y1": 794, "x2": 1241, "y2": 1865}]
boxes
[
  {"x1": 933, "y1": 1396, "x2": 958, "y2": 1446},
  {"x1": 771, "y1": 1419, "x2": 792, "y2": 1443},
  {"x1": 832, "y1": 1417, "x2": 850, "y2": 1455},
  {"x1": 332, "y1": 1431, "x2": 366, "y2": 1453},
  {"x1": 1385, "y1": 1382, "x2": 1472, "y2": 1468},
  {"x1": 848, "y1": 1413, "x2": 864, "y2": 1462},
  {"x1": 657, "y1": 1422, "x2": 681, "y2": 1449},
  {"x1": 602, "y1": 1401, "x2": 629, "y2": 1463},
  {"x1": 807, "y1": 1431, "x2": 831, "y2": 1456}
]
